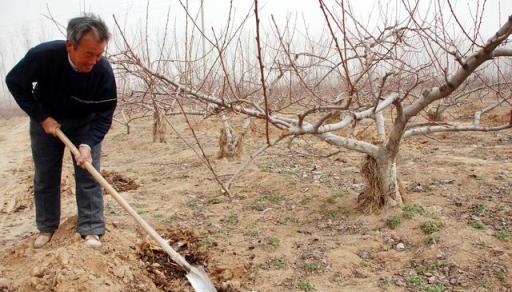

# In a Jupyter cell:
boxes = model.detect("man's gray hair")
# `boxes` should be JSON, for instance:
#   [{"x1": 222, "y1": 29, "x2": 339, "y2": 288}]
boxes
[{"x1": 67, "y1": 14, "x2": 110, "y2": 48}]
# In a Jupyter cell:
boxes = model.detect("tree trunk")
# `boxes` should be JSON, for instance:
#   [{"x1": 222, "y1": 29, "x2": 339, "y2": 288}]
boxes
[
  {"x1": 376, "y1": 155, "x2": 404, "y2": 206},
  {"x1": 152, "y1": 109, "x2": 167, "y2": 143},
  {"x1": 217, "y1": 115, "x2": 250, "y2": 159},
  {"x1": 357, "y1": 150, "x2": 406, "y2": 213}
]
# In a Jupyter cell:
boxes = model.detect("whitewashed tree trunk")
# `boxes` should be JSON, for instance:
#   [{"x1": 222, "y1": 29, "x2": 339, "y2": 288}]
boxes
[
  {"x1": 152, "y1": 108, "x2": 167, "y2": 143},
  {"x1": 376, "y1": 153, "x2": 403, "y2": 206},
  {"x1": 217, "y1": 115, "x2": 251, "y2": 159},
  {"x1": 358, "y1": 145, "x2": 404, "y2": 212}
]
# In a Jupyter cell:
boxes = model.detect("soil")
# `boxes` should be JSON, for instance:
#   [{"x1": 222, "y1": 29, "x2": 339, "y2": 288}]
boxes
[{"x1": 0, "y1": 114, "x2": 511, "y2": 292}]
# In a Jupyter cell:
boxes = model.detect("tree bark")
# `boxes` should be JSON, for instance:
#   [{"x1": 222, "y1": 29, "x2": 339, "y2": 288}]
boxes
[
  {"x1": 152, "y1": 109, "x2": 167, "y2": 143},
  {"x1": 358, "y1": 147, "x2": 405, "y2": 213},
  {"x1": 376, "y1": 153, "x2": 403, "y2": 206},
  {"x1": 217, "y1": 115, "x2": 250, "y2": 159}
]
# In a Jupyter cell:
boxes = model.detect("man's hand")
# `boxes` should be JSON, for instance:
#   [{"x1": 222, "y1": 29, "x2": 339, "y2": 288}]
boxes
[
  {"x1": 40, "y1": 117, "x2": 61, "y2": 136},
  {"x1": 76, "y1": 144, "x2": 92, "y2": 169}
]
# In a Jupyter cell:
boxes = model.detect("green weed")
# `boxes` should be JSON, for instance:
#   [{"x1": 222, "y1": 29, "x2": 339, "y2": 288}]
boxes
[
  {"x1": 303, "y1": 261, "x2": 320, "y2": 272},
  {"x1": 423, "y1": 284, "x2": 445, "y2": 292},
  {"x1": 272, "y1": 258, "x2": 286, "y2": 270},
  {"x1": 420, "y1": 220, "x2": 442, "y2": 234},
  {"x1": 297, "y1": 280, "x2": 315, "y2": 292},
  {"x1": 402, "y1": 204, "x2": 424, "y2": 219},
  {"x1": 268, "y1": 236, "x2": 280, "y2": 249},
  {"x1": 472, "y1": 204, "x2": 486, "y2": 216},
  {"x1": 406, "y1": 274, "x2": 424, "y2": 287},
  {"x1": 379, "y1": 277, "x2": 392, "y2": 289},
  {"x1": 469, "y1": 219, "x2": 485, "y2": 230},
  {"x1": 225, "y1": 211, "x2": 238, "y2": 225},
  {"x1": 494, "y1": 230, "x2": 511, "y2": 240},
  {"x1": 386, "y1": 215, "x2": 402, "y2": 229},
  {"x1": 416, "y1": 261, "x2": 439, "y2": 274}
]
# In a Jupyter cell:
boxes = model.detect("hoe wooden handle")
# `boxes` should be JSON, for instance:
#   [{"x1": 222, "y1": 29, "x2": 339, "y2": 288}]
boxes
[{"x1": 55, "y1": 128, "x2": 193, "y2": 271}]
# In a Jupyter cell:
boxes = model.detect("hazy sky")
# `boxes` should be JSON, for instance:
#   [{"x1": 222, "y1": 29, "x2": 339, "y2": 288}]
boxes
[
  {"x1": 0, "y1": 0, "x2": 511, "y2": 103},
  {"x1": 1, "y1": 0, "x2": 510, "y2": 52},
  {"x1": 2, "y1": 1, "x2": 325, "y2": 74}
]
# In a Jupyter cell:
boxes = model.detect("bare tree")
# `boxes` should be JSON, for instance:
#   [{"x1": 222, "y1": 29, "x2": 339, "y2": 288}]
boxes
[{"x1": 112, "y1": 0, "x2": 512, "y2": 212}]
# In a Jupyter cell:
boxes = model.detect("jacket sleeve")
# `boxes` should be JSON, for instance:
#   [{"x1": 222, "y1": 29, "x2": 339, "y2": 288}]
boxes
[
  {"x1": 81, "y1": 65, "x2": 117, "y2": 147},
  {"x1": 5, "y1": 48, "x2": 49, "y2": 122}
]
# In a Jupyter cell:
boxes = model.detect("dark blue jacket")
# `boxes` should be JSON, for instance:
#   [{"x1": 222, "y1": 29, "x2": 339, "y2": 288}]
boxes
[{"x1": 5, "y1": 40, "x2": 117, "y2": 147}]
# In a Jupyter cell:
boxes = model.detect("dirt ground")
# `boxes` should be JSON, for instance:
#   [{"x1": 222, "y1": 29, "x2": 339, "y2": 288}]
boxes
[{"x1": 0, "y1": 114, "x2": 511, "y2": 292}]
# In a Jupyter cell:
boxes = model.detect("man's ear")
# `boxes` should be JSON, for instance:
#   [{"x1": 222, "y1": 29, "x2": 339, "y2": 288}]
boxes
[{"x1": 65, "y1": 40, "x2": 74, "y2": 53}]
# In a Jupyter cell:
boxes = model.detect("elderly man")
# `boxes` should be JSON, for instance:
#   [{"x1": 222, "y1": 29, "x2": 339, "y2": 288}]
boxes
[{"x1": 5, "y1": 14, "x2": 117, "y2": 249}]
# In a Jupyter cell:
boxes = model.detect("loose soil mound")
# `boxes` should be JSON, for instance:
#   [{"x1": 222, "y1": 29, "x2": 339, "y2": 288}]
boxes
[
  {"x1": 0, "y1": 216, "x2": 159, "y2": 292},
  {"x1": 102, "y1": 170, "x2": 140, "y2": 192},
  {"x1": 0, "y1": 217, "x2": 246, "y2": 292},
  {"x1": 138, "y1": 228, "x2": 245, "y2": 291}
]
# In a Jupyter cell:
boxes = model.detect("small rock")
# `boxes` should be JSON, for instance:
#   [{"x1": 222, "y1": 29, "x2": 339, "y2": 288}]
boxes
[
  {"x1": 312, "y1": 171, "x2": 323, "y2": 182},
  {"x1": 437, "y1": 251, "x2": 447, "y2": 259},
  {"x1": 359, "y1": 251, "x2": 370, "y2": 259},
  {"x1": 470, "y1": 215, "x2": 481, "y2": 220},
  {"x1": 410, "y1": 183, "x2": 424, "y2": 192},
  {"x1": 428, "y1": 276, "x2": 436, "y2": 284},
  {"x1": 395, "y1": 242, "x2": 405, "y2": 251},
  {"x1": 151, "y1": 263, "x2": 161, "y2": 268}
]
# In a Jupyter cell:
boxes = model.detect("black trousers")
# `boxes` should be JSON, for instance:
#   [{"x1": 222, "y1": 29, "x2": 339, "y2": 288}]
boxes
[{"x1": 30, "y1": 118, "x2": 105, "y2": 236}]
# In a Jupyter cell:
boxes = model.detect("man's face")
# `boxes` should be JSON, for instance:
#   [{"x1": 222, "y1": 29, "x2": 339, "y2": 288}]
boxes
[{"x1": 66, "y1": 32, "x2": 106, "y2": 72}]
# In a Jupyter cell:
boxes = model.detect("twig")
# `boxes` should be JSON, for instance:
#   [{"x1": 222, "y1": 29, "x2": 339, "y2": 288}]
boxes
[
  {"x1": 254, "y1": 0, "x2": 271, "y2": 145},
  {"x1": 175, "y1": 99, "x2": 232, "y2": 195}
]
